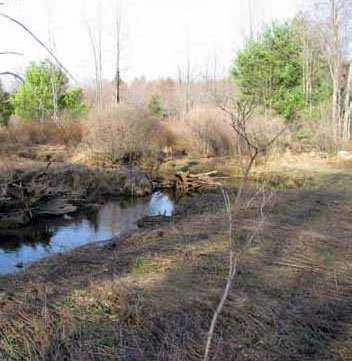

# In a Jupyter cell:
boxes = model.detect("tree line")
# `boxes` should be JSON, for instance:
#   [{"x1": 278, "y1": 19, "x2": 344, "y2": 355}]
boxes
[
  {"x1": 233, "y1": 0, "x2": 352, "y2": 141},
  {"x1": 0, "y1": 0, "x2": 351, "y2": 143}
]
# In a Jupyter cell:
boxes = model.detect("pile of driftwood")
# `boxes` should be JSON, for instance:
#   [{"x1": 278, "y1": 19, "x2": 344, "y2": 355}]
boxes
[
  {"x1": 153, "y1": 170, "x2": 219, "y2": 193},
  {"x1": 175, "y1": 170, "x2": 219, "y2": 192}
]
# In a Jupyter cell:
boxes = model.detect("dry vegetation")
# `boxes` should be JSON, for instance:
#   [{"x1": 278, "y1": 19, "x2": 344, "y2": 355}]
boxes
[
  {"x1": 0, "y1": 80, "x2": 341, "y2": 172},
  {"x1": 0, "y1": 78, "x2": 352, "y2": 361},
  {"x1": 1, "y1": 173, "x2": 352, "y2": 360}
]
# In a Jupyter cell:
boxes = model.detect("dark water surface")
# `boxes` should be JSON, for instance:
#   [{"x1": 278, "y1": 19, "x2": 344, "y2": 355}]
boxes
[{"x1": 0, "y1": 192, "x2": 174, "y2": 275}]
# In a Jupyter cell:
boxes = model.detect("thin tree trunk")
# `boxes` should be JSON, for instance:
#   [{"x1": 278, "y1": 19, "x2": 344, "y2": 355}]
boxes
[
  {"x1": 329, "y1": 0, "x2": 342, "y2": 140},
  {"x1": 248, "y1": 0, "x2": 254, "y2": 38},
  {"x1": 115, "y1": 1, "x2": 122, "y2": 104},
  {"x1": 333, "y1": 76, "x2": 340, "y2": 139},
  {"x1": 98, "y1": 2, "x2": 103, "y2": 106},
  {"x1": 343, "y1": 62, "x2": 352, "y2": 141},
  {"x1": 87, "y1": 23, "x2": 100, "y2": 106}
]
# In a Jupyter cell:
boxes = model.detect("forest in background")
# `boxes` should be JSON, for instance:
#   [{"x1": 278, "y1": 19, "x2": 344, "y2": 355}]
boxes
[{"x1": 0, "y1": 0, "x2": 351, "y2": 166}]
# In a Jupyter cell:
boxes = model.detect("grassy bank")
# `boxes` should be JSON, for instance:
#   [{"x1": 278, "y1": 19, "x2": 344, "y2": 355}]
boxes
[{"x1": 0, "y1": 156, "x2": 352, "y2": 360}]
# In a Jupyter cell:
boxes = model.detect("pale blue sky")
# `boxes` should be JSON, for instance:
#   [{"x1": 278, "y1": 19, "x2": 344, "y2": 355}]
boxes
[{"x1": 0, "y1": 0, "x2": 301, "y2": 85}]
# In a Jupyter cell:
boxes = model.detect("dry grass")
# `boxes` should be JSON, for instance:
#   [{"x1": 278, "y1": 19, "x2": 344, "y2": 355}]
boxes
[
  {"x1": 1, "y1": 182, "x2": 352, "y2": 360},
  {"x1": 78, "y1": 104, "x2": 176, "y2": 168}
]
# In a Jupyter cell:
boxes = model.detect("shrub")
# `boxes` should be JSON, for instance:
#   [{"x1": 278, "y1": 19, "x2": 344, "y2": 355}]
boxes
[
  {"x1": 0, "y1": 118, "x2": 84, "y2": 150},
  {"x1": 82, "y1": 104, "x2": 175, "y2": 166},
  {"x1": 169, "y1": 106, "x2": 237, "y2": 156}
]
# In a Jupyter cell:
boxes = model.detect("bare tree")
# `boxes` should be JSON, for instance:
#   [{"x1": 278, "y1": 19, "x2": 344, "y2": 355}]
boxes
[
  {"x1": 177, "y1": 32, "x2": 193, "y2": 115},
  {"x1": 98, "y1": 2, "x2": 103, "y2": 105},
  {"x1": 115, "y1": 0, "x2": 123, "y2": 103},
  {"x1": 329, "y1": 0, "x2": 343, "y2": 139},
  {"x1": 185, "y1": 45, "x2": 192, "y2": 113},
  {"x1": 203, "y1": 95, "x2": 288, "y2": 361},
  {"x1": 86, "y1": 3, "x2": 104, "y2": 107},
  {"x1": 298, "y1": 18, "x2": 315, "y2": 111},
  {"x1": 247, "y1": 0, "x2": 255, "y2": 39},
  {"x1": 343, "y1": 61, "x2": 352, "y2": 140},
  {"x1": 311, "y1": 0, "x2": 352, "y2": 140},
  {"x1": 48, "y1": 18, "x2": 59, "y2": 121},
  {"x1": 86, "y1": 22, "x2": 101, "y2": 106}
]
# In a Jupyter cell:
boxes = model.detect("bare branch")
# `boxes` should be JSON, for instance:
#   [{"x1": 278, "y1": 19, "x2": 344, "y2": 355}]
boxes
[
  {"x1": 0, "y1": 13, "x2": 77, "y2": 83},
  {"x1": 203, "y1": 186, "x2": 271, "y2": 361},
  {"x1": 0, "y1": 71, "x2": 24, "y2": 82},
  {"x1": 0, "y1": 51, "x2": 23, "y2": 56}
]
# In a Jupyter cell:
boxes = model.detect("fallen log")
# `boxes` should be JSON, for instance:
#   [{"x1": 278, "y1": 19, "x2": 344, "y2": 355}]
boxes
[{"x1": 188, "y1": 171, "x2": 218, "y2": 178}]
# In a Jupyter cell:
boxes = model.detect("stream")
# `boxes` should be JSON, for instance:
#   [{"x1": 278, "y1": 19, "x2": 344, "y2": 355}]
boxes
[{"x1": 0, "y1": 191, "x2": 175, "y2": 275}]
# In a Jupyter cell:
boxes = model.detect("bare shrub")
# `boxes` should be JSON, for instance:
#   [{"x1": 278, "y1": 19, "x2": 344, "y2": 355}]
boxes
[
  {"x1": 81, "y1": 104, "x2": 175, "y2": 166},
  {"x1": 247, "y1": 110, "x2": 291, "y2": 156},
  {"x1": 168, "y1": 105, "x2": 237, "y2": 156},
  {"x1": 0, "y1": 118, "x2": 84, "y2": 150},
  {"x1": 294, "y1": 104, "x2": 340, "y2": 152}
]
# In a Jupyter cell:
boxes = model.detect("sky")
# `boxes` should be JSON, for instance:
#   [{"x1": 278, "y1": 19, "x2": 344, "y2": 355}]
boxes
[{"x1": 0, "y1": 0, "x2": 302, "y2": 86}]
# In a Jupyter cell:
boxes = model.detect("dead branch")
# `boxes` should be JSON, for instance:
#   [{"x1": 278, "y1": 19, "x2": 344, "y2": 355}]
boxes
[
  {"x1": 188, "y1": 171, "x2": 218, "y2": 178},
  {"x1": 0, "y1": 51, "x2": 23, "y2": 56},
  {"x1": 0, "y1": 13, "x2": 77, "y2": 83},
  {"x1": 0, "y1": 71, "x2": 24, "y2": 82}
]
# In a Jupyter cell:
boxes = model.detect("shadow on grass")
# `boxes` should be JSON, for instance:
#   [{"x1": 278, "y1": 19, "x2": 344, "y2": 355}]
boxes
[{"x1": 1, "y1": 187, "x2": 352, "y2": 360}]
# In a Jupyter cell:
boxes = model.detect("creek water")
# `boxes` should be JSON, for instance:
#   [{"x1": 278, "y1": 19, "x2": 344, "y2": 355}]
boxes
[{"x1": 0, "y1": 192, "x2": 174, "y2": 275}]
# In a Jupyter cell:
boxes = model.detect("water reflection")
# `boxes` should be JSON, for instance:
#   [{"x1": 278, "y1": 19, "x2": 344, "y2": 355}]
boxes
[
  {"x1": 0, "y1": 192, "x2": 174, "y2": 275},
  {"x1": 149, "y1": 191, "x2": 174, "y2": 216}
]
